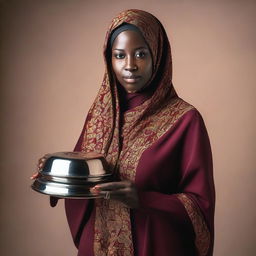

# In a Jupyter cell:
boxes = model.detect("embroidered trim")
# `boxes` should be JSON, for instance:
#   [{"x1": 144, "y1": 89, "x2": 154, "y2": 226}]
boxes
[
  {"x1": 177, "y1": 193, "x2": 210, "y2": 256},
  {"x1": 81, "y1": 74, "x2": 114, "y2": 155},
  {"x1": 93, "y1": 98, "x2": 194, "y2": 256},
  {"x1": 94, "y1": 200, "x2": 133, "y2": 256},
  {"x1": 119, "y1": 98, "x2": 194, "y2": 180}
]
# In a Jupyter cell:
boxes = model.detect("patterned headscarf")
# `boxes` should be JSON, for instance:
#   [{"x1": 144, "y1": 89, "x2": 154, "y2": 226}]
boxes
[
  {"x1": 79, "y1": 9, "x2": 178, "y2": 255},
  {"x1": 81, "y1": 9, "x2": 176, "y2": 158}
]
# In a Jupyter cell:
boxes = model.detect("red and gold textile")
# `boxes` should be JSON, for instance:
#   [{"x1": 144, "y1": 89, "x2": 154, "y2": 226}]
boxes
[
  {"x1": 64, "y1": 9, "x2": 215, "y2": 256},
  {"x1": 78, "y1": 10, "x2": 179, "y2": 255}
]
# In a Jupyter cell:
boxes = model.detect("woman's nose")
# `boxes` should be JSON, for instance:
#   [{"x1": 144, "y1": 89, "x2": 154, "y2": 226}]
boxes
[{"x1": 125, "y1": 56, "x2": 138, "y2": 71}]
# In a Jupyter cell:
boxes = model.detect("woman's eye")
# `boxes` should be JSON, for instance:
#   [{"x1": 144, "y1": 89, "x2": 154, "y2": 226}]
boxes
[
  {"x1": 135, "y1": 51, "x2": 146, "y2": 58},
  {"x1": 114, "y1": 53, "x2": 125, "y2": 59}
]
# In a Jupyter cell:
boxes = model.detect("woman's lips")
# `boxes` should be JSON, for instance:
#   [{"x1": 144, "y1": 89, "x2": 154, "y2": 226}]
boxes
[{"x1": 123, "y1": 76, "x2": 141, "y2": 83}]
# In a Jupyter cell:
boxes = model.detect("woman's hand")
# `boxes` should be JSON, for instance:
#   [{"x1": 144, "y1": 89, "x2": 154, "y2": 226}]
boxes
[
  {"x1": 90, "y1": 180, "x2": 139, "y2": 209},
  {"x1": 30, "y1": 155, "x2": 48, "y2": 180}
]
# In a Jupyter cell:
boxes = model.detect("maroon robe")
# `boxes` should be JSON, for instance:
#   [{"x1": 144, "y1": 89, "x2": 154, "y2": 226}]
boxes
[
  {"x1": 63, "y1": 93, "x2": 215, "y2": 256},
  {"x1": 59, "y1": 9, "x2": 215, "y2": 256}
]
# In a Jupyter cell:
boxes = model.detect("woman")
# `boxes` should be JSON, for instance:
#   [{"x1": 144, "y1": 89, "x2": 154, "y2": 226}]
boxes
[{"x1": 33, "y1": 9, "x2": 215, "y2": 256}]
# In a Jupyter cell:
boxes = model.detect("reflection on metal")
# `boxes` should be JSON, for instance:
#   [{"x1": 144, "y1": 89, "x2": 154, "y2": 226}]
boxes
[
  {"x1": 86, "y1": 159, "x2": 105, "y2": 175},
  {"x1": 45, "y1": 184, "x2": 69, "y2": 195},
  {"x1": 51, "y1": 159, "x2": 71, "y2": 176},
  {"x1": 31, "y1": 151, "x2": 113, "y2": 199}
]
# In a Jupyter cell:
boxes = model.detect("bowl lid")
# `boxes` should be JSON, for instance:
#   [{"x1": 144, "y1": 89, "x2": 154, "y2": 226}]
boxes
[{"x1": 40, "y1": 151, "x2": 110, "y2": 178}]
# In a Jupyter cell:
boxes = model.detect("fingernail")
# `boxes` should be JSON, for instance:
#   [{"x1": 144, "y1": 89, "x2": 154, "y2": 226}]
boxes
[{"x1": 90, "y1": 187, "x2": 99, "y2": 194}]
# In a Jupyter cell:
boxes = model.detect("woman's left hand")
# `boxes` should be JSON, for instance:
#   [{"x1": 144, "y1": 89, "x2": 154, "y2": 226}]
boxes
[{"x1": 90, "y1": 180, "x2": 139, "y2": 209}]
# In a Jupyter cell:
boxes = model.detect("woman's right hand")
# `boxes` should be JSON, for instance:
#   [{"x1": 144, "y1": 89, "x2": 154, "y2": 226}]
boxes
[{"x1": 30, "y1": 155, "x2": 48, "y2": 180}]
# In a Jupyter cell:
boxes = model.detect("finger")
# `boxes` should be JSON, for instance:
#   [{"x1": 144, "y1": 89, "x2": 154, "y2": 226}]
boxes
[
  {"x1": 50, "y1": 196, "x2": 58, "y2": 207},
  {"x1": 98, "y1": 188, "x2": 132, "y2": 198},
  {"x1": 37, "y1": 157, "x2": 47, "y2": 170},
  {"x1": 98, "y1": 190, "x2": 117, "y2": 200},
  {"x1": 38, "y1": 158, "x2": 46, "y2": 165},
  {"x1": 89, "y1": 187, "x2": 101, "y2": 195},
  {"x1": 84, "y1": 152, "x2": 104, "y2": 159},
  {"x1": 38, "y1": 161, "x2": 45, "y2": 168},
  {"x1": 30, "y1": 172, "x2": 40, "y2": 180},
  {"x1": 95, "y1": 181, "x2": 131, "y2": 191},
  {"x1": 37, "y1": 164, "x2": 43, "y2": 171},
  {"x1": 98, "y1": 188, "x2": 139, "y2": 208},
  {"x1": 39, "y1": 156, "x2": 47, "y2": 162}
]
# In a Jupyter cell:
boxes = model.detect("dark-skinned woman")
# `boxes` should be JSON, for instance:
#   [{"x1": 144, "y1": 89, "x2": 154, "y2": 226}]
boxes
[{"x1": 32, "y1": 9, "x2": 215, "y2": 256}]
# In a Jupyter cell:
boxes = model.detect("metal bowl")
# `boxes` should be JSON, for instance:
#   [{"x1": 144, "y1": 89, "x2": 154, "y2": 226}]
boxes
[{"x1": 31, "y1": 152, "x2": 112, "y2": 198}]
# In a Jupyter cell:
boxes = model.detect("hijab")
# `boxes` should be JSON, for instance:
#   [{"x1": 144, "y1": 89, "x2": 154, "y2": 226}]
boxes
[
  {"x1": 80, "y1": 9, "x2": 177, "y2": 157},
  {"x1": 77, "y1": 9, "x2": 178, "y2": 255}
]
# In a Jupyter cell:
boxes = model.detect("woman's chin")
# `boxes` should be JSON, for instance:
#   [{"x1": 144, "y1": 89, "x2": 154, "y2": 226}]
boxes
[
  {"x1": 123, "y1": 86, "x2": 139, "y2": 93},
  {"x1": 127, "y1": 89, "x2": 138, "y2": 93},
  {"x1": 122, "y1": 84, "x2": 144, "y2": 93}
]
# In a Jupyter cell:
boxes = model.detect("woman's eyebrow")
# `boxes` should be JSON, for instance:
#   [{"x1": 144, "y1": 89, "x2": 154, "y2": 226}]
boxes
[{"x1": 112, "y1": 46, "x2": 148, "y2": 51}]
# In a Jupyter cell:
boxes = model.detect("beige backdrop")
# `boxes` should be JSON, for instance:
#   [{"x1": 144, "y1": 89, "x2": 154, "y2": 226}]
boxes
[{"x1": 1, "y1": 0, "x2": 255, "y2": 255}]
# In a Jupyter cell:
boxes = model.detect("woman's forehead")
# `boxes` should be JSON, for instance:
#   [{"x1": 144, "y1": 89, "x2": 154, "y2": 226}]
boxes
[{"x1": 112, "y1": 30, "x2": 148, "y2": 50}]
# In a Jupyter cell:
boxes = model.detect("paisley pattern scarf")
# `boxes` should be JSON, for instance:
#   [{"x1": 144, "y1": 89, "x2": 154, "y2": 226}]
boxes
[{"x1": 78, "y1": 9, "x2": 186, "y2": 255}]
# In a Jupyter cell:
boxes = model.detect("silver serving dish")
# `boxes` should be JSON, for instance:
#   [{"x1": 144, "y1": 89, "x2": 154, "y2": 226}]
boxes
[{"x1": 31, "y1": 152, "x2": 112, "y2": 199}]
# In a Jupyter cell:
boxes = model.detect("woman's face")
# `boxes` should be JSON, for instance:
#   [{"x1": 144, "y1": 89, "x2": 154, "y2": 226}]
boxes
[{"x1": 111, "y1": 30, "x2": 153, "y2": 93}]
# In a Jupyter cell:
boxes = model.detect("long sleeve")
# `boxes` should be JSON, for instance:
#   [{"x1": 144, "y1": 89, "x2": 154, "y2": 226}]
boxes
[{"x1": 134, "y1": 109, "x2": 215, "y2": 256}]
